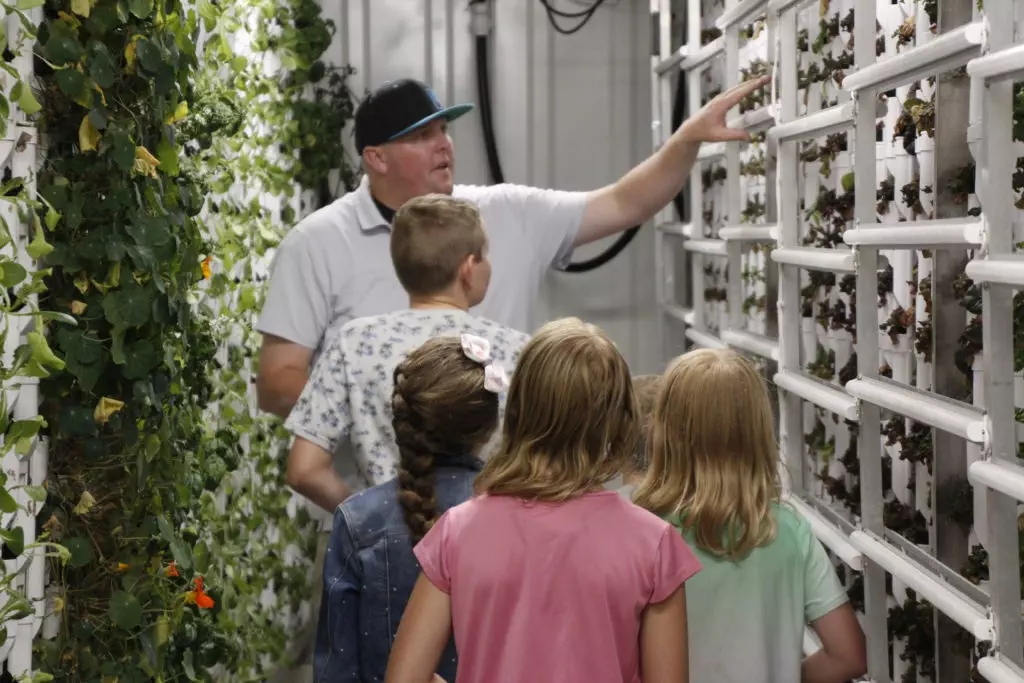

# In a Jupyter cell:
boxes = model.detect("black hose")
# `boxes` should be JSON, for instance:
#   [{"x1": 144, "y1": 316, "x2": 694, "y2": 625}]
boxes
[
  {"x1": 475, "y1": 35, "x2": 505, "y2": 189},
  {"x1": 474, "y1": 29, "x2": 641, "y2": 273},
  {"x1": 671, "y1": 68, "x2": 688, "y2": 221}
]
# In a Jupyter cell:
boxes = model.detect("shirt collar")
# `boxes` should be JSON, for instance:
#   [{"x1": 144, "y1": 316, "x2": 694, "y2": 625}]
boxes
[{"x1": 354, "y1": 174, "x2": 390, "y2": 232}]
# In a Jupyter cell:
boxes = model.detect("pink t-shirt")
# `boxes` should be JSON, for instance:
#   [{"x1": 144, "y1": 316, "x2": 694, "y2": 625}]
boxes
[{"x1": 413, "y1": 490, "x2": 702, "y2": 683}]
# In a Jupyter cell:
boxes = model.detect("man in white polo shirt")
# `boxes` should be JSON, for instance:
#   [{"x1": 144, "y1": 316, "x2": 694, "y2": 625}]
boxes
[{"x1": 255, "y1": 75, "x2": 767, "y2": 422}]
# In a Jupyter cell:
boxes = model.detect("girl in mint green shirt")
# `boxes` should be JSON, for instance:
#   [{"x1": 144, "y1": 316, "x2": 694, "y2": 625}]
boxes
[{"x1": 635, "y1": 348, "x2": 867, "y2": 683}]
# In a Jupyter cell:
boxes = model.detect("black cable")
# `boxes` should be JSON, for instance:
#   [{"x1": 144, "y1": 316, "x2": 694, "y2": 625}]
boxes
[
  {"x1": 539, "y1": 0, "x2": 607, "y2": 35},
  {"x1": 473, "y1": 1, "x2": 641, "y2": 274},
  {"x1": 475, "y1": 34, "x2": 505, "y2": 188},
  {"x1": 671, "y1": 11, "x2": 688, "y2": 222}
]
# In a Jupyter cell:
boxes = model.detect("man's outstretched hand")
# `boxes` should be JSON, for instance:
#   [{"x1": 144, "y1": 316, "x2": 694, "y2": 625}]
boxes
[{"x1": 679, "y1": 74, "x2": 772, "y2": 143}]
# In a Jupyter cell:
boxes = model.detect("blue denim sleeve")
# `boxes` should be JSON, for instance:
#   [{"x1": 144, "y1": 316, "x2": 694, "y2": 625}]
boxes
[{"x1": 314, "y1": 510, "x2": 363, "y2": 683}]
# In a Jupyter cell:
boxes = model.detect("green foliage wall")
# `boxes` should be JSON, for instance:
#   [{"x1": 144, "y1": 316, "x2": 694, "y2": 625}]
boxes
[{"x1": 0, "y1": 0, "x2": 358, "y2": 678}]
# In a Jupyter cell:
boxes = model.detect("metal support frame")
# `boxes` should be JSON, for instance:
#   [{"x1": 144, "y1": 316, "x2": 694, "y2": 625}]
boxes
[
  {"x1": 650, "y1": 0, "x2": 1024, "y2": 678},
  {"x1": 965, "y1": 0, "x2": 1024, "y2": 667}
]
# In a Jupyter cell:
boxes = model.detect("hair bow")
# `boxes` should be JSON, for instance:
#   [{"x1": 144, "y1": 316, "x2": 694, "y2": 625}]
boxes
[{"x1": 460, "y1": 333, "x2": 511, "y2": 394}]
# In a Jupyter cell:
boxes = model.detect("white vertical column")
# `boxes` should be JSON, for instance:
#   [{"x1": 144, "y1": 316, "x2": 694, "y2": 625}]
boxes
[{"x1": 976, "y1": 0, "x2": 1024, "y2": 664}]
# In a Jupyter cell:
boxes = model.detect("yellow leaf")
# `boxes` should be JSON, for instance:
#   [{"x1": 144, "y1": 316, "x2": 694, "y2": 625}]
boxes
[
  {"x1": 93, "y1": 83, "x2": 107, "y2": 107},
  {"x1": 73, "y1": 272, "x2": 90, "y2": 295},
  {"x1": 54, "y1": 596, "x2": 64, "y2": 613},
  {"x1": 57, "y1": 11, "x2": 81, "y2": 28},
  {"x1": 94, "y1": 396, "x2": 125, "y2": 424},
  {"x1": 72, "y1": 490, "x2": 96, "y2": 515},
  {"x1": 78, "y1": 114, "x2": 100, "y2": 152},
  {"x1": 200, "y1": 256, "x2": 212, "y2": 280},
  {"x1": 71, "y1": 300, "x2": 87, "y2": 315},
  {"x1": 124, "y1": 36, "x2": 139, "y2": 70},
  {"x1": 105, "y1": 261, "x2": 121, "y2": 288},
  {"x1": 133, "y1": 146, "x2": 160, "y2": 178},
  {"x1": 70, "y1": 0, "x2": 90, "y2": 17},
  {"x1": 165, "y1": 101, "x2": 188, "y2": 125}
]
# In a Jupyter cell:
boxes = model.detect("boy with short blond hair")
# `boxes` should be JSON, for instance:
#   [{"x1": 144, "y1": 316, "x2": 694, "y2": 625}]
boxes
[{"x1": 284, "y1": 194, "x2": 530, "y2": 513}]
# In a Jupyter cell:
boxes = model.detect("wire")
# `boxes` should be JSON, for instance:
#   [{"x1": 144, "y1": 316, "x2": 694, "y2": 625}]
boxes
[
  {"x1": 474, "y1": 0, "x2": 641, "y2": 273},
  {"x1": 539, "y1": 0, "x2": 607, "y2": 35}
]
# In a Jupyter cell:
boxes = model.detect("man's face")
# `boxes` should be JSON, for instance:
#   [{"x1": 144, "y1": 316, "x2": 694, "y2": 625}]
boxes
[{"x1": 380, "y1": 119, "x2": 455, "y2": 196}]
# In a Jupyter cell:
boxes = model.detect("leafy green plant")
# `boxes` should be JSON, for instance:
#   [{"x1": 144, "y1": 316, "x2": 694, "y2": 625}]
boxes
[
  {"x1": 32, "y1": 1, "x2": 226, "y2": 680},
  {"x1": 25, "y1": 0, "x2": 355, "y2": 678}
]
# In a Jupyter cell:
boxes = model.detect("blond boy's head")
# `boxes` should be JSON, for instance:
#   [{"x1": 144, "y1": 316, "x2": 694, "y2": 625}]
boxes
[{"x1": 390, "y1": 194, "x2": 491, "y2": 306}]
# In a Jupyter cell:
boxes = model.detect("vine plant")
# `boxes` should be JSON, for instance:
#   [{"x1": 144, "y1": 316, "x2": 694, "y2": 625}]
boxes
[
  {"x1": 17, "y1": 0, "x2": 357, "y2": 679},
  {"x1": 32, "y1": 0, "x2": 222, "y2": 680}
]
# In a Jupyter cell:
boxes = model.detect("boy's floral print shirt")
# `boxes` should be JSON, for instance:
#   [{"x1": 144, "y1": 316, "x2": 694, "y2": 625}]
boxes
[{"x1": 284, "y1": 308, "x2": 531, "y2": 488}]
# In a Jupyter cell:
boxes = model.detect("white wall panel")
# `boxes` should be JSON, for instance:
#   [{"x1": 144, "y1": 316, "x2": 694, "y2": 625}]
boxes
[{"x1": 321, "y1": 0, "x2": 659, "y2": 371}]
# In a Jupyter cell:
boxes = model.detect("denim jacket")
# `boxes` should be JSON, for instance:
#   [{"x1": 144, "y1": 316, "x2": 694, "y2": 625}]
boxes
[{"x1": 314, "y1": 456, "x2": 481, "y2": 683}]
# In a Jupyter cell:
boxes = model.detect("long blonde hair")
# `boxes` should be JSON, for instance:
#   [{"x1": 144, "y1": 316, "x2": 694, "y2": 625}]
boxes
[
  {"x1": 633, "y1": 348, "x2": 781, "y2": 560},
  {"x1": 475, "y1": 317, "x2": 638, "y2": 500}
]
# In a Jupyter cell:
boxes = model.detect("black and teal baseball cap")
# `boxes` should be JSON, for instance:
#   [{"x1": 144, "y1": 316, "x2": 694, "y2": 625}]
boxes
[{"x1": 354, "y1": 79, "x2": 474, "y2": 154}]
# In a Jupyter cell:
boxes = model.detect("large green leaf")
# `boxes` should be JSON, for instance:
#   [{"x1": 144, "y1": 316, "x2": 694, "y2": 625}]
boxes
[
  {"x1": 123, "y1": 339, "x2": 159, "y2": 379},
  {"x1": 108, "y1": 591, "x2": 142, "y2": 630},
  {"x1": 131, "y1": 215, "x2": 171, "y2": 247},
  {"x1": 55, "y1": 69, "x2": 87, "y2": 100},
  {"x1": 0, "y1": 526, "x2": 24, "y2": 557},
  {"x1": 106, "y1": 128, "x2": 136, "y2": 171},
  {"x1": 0, "y1": 261, "x2": 26, "y2": 287},
  {"x1": 102, "y1": 283, "x2": 152, "y2": 328},
  {"x1": 58, "y1": 403, "x2": 95, "y2": 438},
  {"x1": 87, "y1": 42, "x2": 116, "y2": 88},
  {"x1": 63, "y1": 536, "x2": 94, "y2": 569},
  {"x1": 136, "y1": 39, "x2": 162, "y2": 73},
  {"x1": 0, "y1": 488, "x2": 16, "y2": 514},
  {"x1": 43, "y1": 25, "x2": 84, "y2": 65},
  {"x1": 128, "y1": 0, "x2": 152, "y2": 18},
  {"x1": 157, "y1": 516, "x2": 192, "y2": 570}
]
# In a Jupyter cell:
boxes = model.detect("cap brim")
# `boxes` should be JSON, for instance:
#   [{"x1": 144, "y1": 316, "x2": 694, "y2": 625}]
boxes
[{"x1": 387, "y1": 104, "x2": 475, "y2": 142}]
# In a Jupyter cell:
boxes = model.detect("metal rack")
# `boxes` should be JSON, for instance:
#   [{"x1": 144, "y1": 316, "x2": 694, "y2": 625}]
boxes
[{"x1": 651, "y1": 0, "x2": 1024, "y2": 678}]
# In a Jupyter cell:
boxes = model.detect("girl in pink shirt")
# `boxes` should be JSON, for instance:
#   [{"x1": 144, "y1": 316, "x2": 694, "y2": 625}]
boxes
[{"x1": 384, "y1": 317, "x2": 702, "y2": 683}]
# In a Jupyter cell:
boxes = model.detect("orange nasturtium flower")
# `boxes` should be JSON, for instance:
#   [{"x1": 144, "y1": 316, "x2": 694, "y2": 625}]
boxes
[
  {"x1": 200, "y1": 256, "x2": 213, "y2": 280},
  {"x1": 185, "y1": 576, "x2": 215, "y2": 609},
  {"x1": 165, "y1": 562, "x2": 179, "y2": 577}
]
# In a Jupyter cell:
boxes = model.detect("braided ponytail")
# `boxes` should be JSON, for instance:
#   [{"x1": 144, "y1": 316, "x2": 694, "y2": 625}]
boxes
[
  {"x1": 390, "y1": 337, "x2": 501, "y2": 544},
  {"x1": 393, "y1": 369, "x2": 440, "y2": 543}
]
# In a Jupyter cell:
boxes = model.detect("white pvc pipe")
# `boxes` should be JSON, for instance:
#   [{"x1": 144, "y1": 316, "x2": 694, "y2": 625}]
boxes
[
  {"x1": 721, "y1": 329, "x2": 780, "y2": 361},
  {"x1": 965, "y1": 256, "x2": 1024, "y2": 288},
  {"x1": 849, "y1": 531, "x2": 993, "y2": 642},
  {"x1": 845, "y1": 377, "x2": 988, "y2": 444},
  {"x1": 774, "y1": 370, "x2": 860, "y2": 421},
  {"x1": 685, "y1": 328, "x2": 727, "y2": 350},
  {"x1": 719, "y1": 224, "x2": 778, "y2": 242},
  {"x1": 787, "y1": 496, "x2": 865, "y2": 570},
  {"x1": 843, "y1": 218, "x2": 984, "y2": 248},
  {"x1": 769, "y1": 102, "x2": 855, "y2": 142},
  {"x1": 967, "y1": 43, "x2": 1024, "y2": 84},
  {"x1": 843, "y1": 21, "x2": 986, "y2": 93},
  {"x1": 969, "y1": 460, "x2": 1024, "y2": 505},
  {"x1": 772, "y1": 246, "x2": 858, "y2": 272},
  {"x1": 682, "y1": 239, "x2": 729, "y2": 257}
]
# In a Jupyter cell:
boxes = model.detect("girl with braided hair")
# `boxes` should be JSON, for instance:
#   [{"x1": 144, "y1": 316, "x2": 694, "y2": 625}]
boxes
[
  {"x1": 385, "y1": 318, "x2": 702, "y2": 683},
  {"x1": 313, "y1": 334, "x2": 508, "y2": 683}
]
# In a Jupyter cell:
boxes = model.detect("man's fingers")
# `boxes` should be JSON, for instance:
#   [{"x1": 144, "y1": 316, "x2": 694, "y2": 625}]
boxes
[{"x1": 715, "y1": 74, "x2": 771, "y2": 109}]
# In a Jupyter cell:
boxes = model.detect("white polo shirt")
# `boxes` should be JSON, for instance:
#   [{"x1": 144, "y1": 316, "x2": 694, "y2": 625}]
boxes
[
  {"x1": 256, "y1": 175, "x2": 588, "y2": 363},
  {"x1": 257, "y1": 175, "x2": 587, "y2": 524}
]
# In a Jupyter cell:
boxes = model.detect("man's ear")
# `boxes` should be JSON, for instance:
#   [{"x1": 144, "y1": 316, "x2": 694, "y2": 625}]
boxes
[{"x1": 362, "y1": 147, "x2": 387, "y2": 174}]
